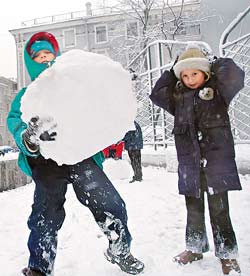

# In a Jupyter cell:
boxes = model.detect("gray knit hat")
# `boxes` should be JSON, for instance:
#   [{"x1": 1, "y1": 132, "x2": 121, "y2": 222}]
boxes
[{"x1": 173, "y1": 44, "x2": 211, "y2": 79}]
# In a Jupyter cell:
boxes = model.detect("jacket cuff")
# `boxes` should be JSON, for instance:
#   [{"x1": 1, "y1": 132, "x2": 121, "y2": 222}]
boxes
[
  {"x1": 23, "y1": 138, "x2": 39, "y2": 153},
  {"x1": 21, "y1": 131, "x2": 39, "y2": 154}
]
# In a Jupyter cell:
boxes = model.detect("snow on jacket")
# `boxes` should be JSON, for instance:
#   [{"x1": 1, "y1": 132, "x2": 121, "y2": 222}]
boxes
[
  {"x1": 123, "y1": 121, "x2": 143, "y2": 151},
  {"x1": 150, "y1": 57, "x2": 245, "y2": 197},
  {"x1": 7, "y1": 32, "x2": 104, "y2": 176}
]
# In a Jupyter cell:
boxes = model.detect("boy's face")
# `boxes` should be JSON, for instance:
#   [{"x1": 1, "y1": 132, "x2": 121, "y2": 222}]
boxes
[
  {"x1": 181, "y1": 69, "x2": 206, "y2": 89},
  {"x1": 32, "y1": 50, "x2": 55, "y2": 64}
]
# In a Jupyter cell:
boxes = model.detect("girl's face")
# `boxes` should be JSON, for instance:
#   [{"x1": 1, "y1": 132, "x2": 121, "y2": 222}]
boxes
[
  {"x1": 32, "y1": 50, "x2": 55, "y2": 64},
  {"x1": 181, "y1": 69, "x2": 207, "y2": 89}
]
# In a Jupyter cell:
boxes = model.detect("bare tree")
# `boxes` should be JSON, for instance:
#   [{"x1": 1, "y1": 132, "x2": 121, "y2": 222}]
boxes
[
  {"x1": 108, "y1": 0, "x2": 202, "y2": 66},
  {"x1": 106, "y1": 0, "x2": 159, "y2": 65}
]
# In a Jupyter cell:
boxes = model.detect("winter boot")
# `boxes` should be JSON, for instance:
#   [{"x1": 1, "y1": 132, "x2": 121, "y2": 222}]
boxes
[
  {"x1": 173, "y1": 250, "x2": 203, "y2": 265},
  {"x1": 105, "y1": 249, "x2": 144, "y2": 275},
  {"x1": 129, "y1": 176, "x2": 142, "y2": 183},
  {"x1": 220, "y1": 259, "x2": 241, "y2": 275},
  {"x1": 22, "y1": 267, "x2": 45, "y2": 276}
]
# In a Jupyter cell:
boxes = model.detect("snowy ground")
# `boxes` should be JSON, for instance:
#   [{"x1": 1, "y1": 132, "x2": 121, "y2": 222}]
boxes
[{"x1": 0, "y1": 160, "x2": 250, "y2": 276}]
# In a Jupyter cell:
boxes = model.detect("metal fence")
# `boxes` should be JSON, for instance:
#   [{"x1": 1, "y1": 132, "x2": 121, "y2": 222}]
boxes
[
  {"x1": 129, "y1": 5, "x2": 250, "y2": 148},
  {"x1": 219, "y1": 5, "x2": 250, "y2": 143}
]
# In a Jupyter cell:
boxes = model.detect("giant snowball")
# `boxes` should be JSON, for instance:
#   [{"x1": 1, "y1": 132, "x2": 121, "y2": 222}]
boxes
[{"x1": 20, "y1": 49, "x2": 137, "y2": 165}]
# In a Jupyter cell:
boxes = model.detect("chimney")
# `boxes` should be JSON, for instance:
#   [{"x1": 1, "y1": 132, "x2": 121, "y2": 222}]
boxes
[{"x1": 85, "y1": 2, "x2": 92, "y2": 16}]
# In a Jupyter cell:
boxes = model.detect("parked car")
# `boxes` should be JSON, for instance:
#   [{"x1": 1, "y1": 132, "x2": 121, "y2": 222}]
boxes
[{"x1": 0, "y1": 146, "x2": 17, "y2": 156}]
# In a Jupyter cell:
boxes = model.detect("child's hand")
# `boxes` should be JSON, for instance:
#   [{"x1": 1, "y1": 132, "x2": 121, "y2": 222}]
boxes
[
  {"x1": 170, "y1": 55, "x2": 179, "y2": 74},
  {"x1": 23, "y1": 116, "x2": 57, "y2": 152},
  {"x1": 39, "y1": 131, "x2": 57, "y2": 141}
]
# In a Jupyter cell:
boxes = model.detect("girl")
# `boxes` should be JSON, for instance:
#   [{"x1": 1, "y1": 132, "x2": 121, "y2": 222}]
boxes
[{"x1": 150, "y1": 45, "x2": 244, "y2": 275}]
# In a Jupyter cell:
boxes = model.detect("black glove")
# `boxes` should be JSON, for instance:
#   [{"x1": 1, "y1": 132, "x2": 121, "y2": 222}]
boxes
[
  {"x1": 210, "y1": 56, "x2": 218, "y2": 76},
  {"x1": 170, "y1": 55, "x2": 179, "y2": 74},
  {"x1": 39, "y1": 131, "x2": 57, "y2": 141},
  {"x1": 23, "y1": 116, "x2": 57, "y2": 152}
]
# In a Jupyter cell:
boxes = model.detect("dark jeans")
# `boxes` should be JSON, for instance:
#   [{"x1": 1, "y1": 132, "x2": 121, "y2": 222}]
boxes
[
  {"x1": 27, "y1": 157, "x2": 132, "y2": 275},
  {"x1": 185, "y1": 171, "x2": 238, "y2": 258},
  {"x1": 127, "y1": 149, "x2": 142, "y2": 180}
]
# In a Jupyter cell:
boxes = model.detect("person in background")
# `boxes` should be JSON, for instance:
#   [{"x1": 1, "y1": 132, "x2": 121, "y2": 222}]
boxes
[
  {"x1": 123, "y1": 121, "x2": 143, "y2": 183},
  {"x1": 7, "y1": 31, "x2": 144, "y2": 276},
  {"x1": 150, "y1": 44, "x2": 244, "y2": 275}
]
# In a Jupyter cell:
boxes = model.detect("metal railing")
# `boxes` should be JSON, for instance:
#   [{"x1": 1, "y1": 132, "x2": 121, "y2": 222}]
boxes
[
  {"x1": 21, "y1": 7, "x2": 121, "y2": 27},
  {"x1": 219, "y1": 5, "x2": 250, "y2": 143},
  {"x1": 20, "y1": 0, "x2": 201, "y2": 27}
]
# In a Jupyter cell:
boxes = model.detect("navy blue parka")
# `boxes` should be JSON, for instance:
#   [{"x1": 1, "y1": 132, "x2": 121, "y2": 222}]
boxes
[{"x1": 150, "y1": 58, "x2": 245, "y2": 197}]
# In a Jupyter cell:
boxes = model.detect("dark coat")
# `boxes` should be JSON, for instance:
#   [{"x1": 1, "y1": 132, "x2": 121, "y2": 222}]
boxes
[
  {"x1": 150, "y1": 58, "x2": 245, "y2": 197},
  {"x1": 123, "y1": 121, "x2": 143, "y2": 151}
]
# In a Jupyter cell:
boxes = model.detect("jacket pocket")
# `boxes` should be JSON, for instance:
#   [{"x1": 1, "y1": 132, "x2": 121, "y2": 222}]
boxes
[{"x1": 172, "y1": 124, "x2": 192, "y2": 156}]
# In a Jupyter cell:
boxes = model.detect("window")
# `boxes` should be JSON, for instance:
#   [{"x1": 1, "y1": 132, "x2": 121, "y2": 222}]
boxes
[
  {"x1": 95, "y1": 25, "x2": 108, "y2": 43},
  {"x1": 170, "y1": 22, "x2": 201, "y2": 36},
  {"x1": 63, "y1": 29, "x2": 76, "y2": 48},
  {"x1": 126, "y1": 21, "x2": 139, "y2": 38},
  {"x1": 188, "y1": 24, "x2": 201, "y2": 36}
]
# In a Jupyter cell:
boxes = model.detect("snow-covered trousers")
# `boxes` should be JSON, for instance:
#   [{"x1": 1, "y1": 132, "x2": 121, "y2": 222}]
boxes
[
  {"x1": 27, "y1": 157, "x2": 132, "y2": 275},
  {"x1": 184, "y1": 171, "x2": 238, "y2": 258},
  {"x1": 127, "y1": 149, "x2": 142, "y2": 180}
]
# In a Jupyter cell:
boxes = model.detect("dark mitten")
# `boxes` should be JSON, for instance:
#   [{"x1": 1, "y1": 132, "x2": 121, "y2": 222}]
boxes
[
  {"x1": 39, "y1": 131, "x2": 57, "y2": 141},
  {"x1": 170, "y1": 55, "x2": 179, "y2": 75}
]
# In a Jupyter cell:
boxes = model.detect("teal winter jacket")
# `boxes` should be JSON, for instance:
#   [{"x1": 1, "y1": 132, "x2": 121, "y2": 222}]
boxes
[{"x1": 7, "y1": 32, "x2": 104, "y2": 176}]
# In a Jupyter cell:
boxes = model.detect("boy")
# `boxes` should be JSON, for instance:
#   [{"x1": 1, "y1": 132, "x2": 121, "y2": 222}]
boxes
[
  {"x1": 7, "y1": 32, "x2": 144, "y2": 276},
  {"x1": 123, "y1": 121, "x2": 143, "y2": 183}
]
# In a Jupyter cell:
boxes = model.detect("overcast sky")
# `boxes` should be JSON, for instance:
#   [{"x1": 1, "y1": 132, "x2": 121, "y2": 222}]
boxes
[{"x1": 0, "y1": 0, "x2": 104, "y2": 79}]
